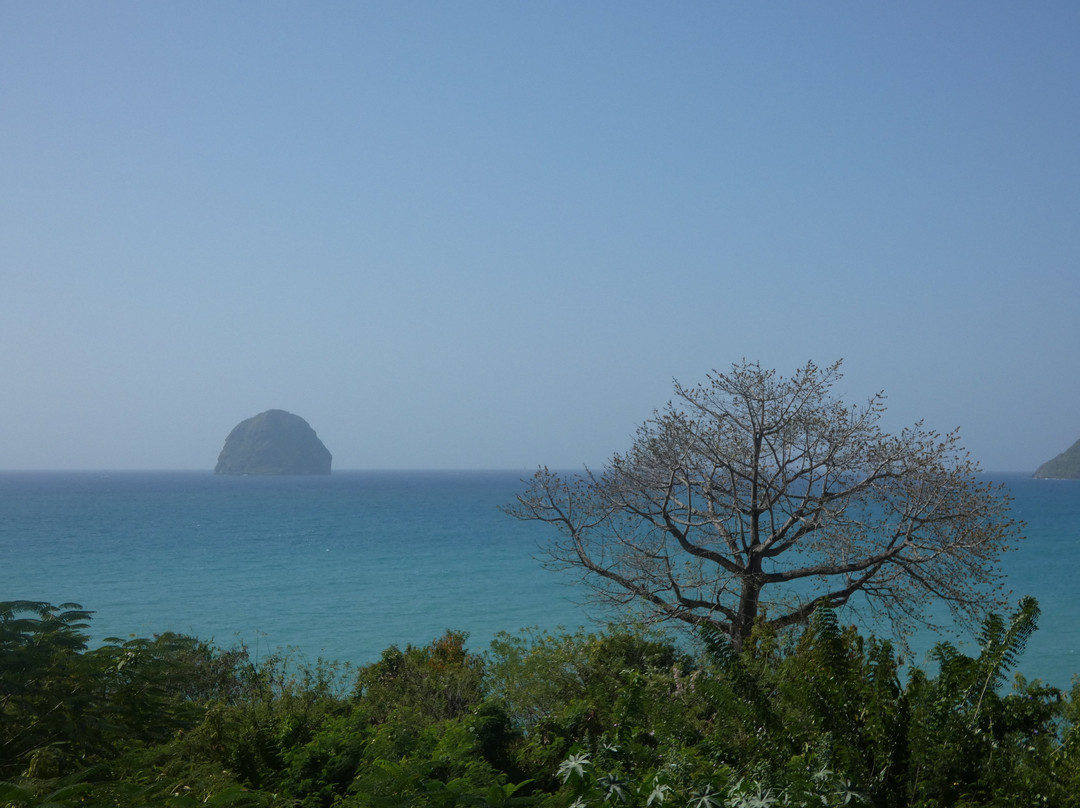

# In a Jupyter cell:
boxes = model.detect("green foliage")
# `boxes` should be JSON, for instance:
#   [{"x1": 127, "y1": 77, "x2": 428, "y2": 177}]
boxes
[
  {"x1": 485, "y1": 624, "x2": 690, "y2": 783},
  {"x1": 5, "y1": 600, "x2": 1080, "y2": 807},
  {"x1": 970, "y1": 595, "x2": 1040, "y2": 717},
  {"x1": 905, "y1": 597, "x2": 1069, "y2": 806},
  {"x1": 354, "y1": 630, "x2": 485, "y2": 724},
  {"x1": 0, "y1": 601, "x2": 97, "y2": 777},
  {"x1": 0, "y1": 600, "x2": 260, "y2": 805},
  {"x1": 771, "y1": 604, "x2": 909, "y2": 806}
]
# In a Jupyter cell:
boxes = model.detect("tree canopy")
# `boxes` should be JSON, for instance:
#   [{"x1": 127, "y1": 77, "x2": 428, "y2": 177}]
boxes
[{"x1": 508, "y1": 360, "x2": 1020, "y2": 648}]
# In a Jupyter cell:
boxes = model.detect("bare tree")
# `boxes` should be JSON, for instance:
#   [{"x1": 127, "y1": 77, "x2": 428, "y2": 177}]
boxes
[{"x1": 508, "y1": 360, "x2": 1020, "y2": 650}]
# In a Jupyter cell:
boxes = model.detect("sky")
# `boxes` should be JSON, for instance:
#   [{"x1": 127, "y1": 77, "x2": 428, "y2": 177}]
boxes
[{"x1": 2, "y1": 2, "x2": 1078, "y2": 473}]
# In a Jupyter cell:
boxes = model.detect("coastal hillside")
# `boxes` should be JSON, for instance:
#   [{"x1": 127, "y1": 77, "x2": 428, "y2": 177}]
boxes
[{"x1": 1033, "y1": 437, "x2": 1080, "y2": 479}]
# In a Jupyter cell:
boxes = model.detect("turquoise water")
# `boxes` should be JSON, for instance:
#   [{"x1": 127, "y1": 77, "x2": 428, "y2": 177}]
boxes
[{"x1": 2, "y1": 470, "x2": 1078, "y2": 686}]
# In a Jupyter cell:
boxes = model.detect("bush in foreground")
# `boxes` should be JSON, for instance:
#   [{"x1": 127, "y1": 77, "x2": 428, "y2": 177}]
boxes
[{"x1": 1, "y1": 599, "x2": 1078, "y2": 807}]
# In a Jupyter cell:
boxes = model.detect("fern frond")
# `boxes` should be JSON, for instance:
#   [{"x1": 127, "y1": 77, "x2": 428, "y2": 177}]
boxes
[
  {"x1": 971, "y1": 596, "x2": 1040, "y2": 720},
  {"x1": 697, "y1": 621, "x2": 736, "y2": 669},
  {"x1": 807, "y1": 601, "x2": 848, "y2": 672},
  {"x1": 809, "y1": 600, "x2": 840, "y2": 643}
]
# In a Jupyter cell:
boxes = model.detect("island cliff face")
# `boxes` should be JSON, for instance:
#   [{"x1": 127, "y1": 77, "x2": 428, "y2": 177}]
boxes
[
  {"x1": 214, "y1": 410, "x2": 332, "y2": 475},
  {"x1": 1033, "y1": 437, "x2": 1080, "y2": 479}
]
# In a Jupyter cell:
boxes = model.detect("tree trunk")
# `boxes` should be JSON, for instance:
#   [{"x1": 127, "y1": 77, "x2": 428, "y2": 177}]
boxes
[{"x1": 732, "y1": 568, "x2": 763, "y2": 653}]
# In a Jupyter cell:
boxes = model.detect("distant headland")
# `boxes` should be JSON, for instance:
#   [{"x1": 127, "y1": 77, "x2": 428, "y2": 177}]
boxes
[
  {"x1": 214, "y1": 410, "x2": 332, "y2": 475},
  {"x1": 1033, "y1": 437, "x2": 1080, "y2": 479}
]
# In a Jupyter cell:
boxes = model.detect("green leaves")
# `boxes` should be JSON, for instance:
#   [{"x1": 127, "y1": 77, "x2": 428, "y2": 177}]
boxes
[
  {"x1": 556, "y1": 753, "x2": 590, "y2": 784},
  {"x1": 971, "y1": 595, "x2": 1040, "y2": 718},
  {"x1": 4, "y1": 599, "x2": 1080, "y2": 807},
  {"x1": 906, "y1": 598, "x2": 1069, "y2": 805},
  {"x1": 354, "y1": 630, "x2": 485, "y2": 725},
  {"x1": 0, "y1": 601, "x2": 98, "y2": 778}
]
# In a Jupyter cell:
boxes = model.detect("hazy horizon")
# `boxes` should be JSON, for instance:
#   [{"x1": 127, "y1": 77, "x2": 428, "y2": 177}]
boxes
[
  {"x1": 3, "y1": 4, "x2": 1078, "y2": 473},
  {"x1": 0, "y1": 464, "x2": 1057, "y2": 477}
]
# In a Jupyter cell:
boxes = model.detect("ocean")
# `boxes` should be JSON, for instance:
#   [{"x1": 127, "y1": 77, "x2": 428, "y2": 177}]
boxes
[{"x1": 2, "y1": 470, "x2": 1078, "y2": 687}]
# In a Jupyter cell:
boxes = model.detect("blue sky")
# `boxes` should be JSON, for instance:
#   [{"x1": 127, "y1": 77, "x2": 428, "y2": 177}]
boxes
[{"x1": 2, "y1": 2, "x2": 1077, "y2": 472}]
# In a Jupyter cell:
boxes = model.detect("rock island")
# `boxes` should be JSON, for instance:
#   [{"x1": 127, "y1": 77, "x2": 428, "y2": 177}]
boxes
[{"x1": 214, "y1": 409, "x2": 332, "y2": 475}]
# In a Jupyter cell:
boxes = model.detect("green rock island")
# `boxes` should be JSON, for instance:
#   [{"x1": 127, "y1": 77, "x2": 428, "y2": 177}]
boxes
[{"x1": 1033, "y1": 437, "x2": 1080, "y2": 479}]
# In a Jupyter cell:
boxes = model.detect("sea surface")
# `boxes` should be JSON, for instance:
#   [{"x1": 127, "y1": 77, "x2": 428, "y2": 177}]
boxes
[{"x1": 3, "y1": 470, "x2": 1078, "y2": 687}]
